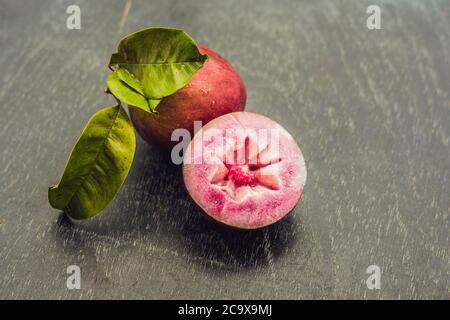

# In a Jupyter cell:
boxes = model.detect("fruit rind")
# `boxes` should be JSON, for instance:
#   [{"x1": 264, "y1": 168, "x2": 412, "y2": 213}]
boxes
[{"x1": 128, "y1": 45, "x2": 247, "y2": 148}]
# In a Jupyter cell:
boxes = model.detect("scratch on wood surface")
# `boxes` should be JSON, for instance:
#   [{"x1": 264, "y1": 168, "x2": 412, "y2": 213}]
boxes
[
  {"x1": 117, "y1": 0, "x2": 132, "y2": 35},
  {"x1": 0, "y1": 0, "x2": 449, "y2": 300}
]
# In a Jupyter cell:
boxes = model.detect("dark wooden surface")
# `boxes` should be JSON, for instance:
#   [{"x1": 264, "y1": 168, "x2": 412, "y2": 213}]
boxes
[{"x1": 0, "y1": 0, "x2": 448, "y2": 299}]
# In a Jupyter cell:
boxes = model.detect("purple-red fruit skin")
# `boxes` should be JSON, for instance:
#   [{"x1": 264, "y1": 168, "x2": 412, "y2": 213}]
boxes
[{"x1": 129, "y1": 45, "x2": 247, "y2": 148}]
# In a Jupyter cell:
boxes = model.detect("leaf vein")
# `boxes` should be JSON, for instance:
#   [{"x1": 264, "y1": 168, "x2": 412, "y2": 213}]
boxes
[{"x1": 63, "y1": 106, "x2": 122, "y2": 213}]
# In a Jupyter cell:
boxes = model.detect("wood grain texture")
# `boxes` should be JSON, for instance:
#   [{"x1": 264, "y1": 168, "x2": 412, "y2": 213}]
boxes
[{"x1": 0, "y1": 0, "x2": 448, "y2": 299}]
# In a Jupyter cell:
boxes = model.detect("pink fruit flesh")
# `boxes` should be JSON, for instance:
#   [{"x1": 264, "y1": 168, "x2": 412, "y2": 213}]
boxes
[
  {"x1": 129, "y1": 45, "x2": 247, "y2": 148},
  {"x1": 183, "y1": 112, "x2": 307, "y2": 229}
]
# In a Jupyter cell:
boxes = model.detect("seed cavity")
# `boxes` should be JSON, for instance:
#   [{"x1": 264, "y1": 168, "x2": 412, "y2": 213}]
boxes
[{"x1": 208, "y1": 134, "x2": 284, "y2": 201}]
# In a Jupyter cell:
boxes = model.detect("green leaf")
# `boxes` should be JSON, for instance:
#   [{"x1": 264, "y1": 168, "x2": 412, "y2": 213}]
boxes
[
  {"x1": 107, "y1": 69, "x2": 162, "y2": 113},
  {"x1": 148, "y1": 99, "x2": 161, "y2": 112},
  {"x1": 109, "y1": 27, "x2": 208, "y2": 100},
  {"x1": 48, "y1": 105, "x2": 136, "y2": 220},
  {"x1": 106, "y1": 70, "x2": 150, "y2": 112},
  {"x1": 116, "y1": 68, "x2": 145, "y2": 95}
]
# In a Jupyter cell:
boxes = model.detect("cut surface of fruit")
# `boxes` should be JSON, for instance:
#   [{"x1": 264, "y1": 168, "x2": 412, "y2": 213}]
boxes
[{"x1": 183, "y1": 112, "x2": 306, "y2": 229}]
